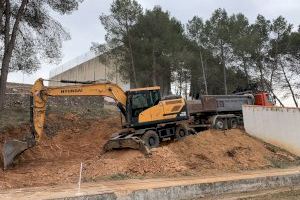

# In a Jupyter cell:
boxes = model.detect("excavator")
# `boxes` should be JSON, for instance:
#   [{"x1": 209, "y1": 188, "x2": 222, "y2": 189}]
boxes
[{"x1": 3, "y1": 78, "x2": 190, "y2": 169}]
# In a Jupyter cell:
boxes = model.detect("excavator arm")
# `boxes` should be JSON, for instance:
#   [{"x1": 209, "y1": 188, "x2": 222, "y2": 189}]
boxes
[
  {"x1": 31, "y1": 78, "x2": 127, "y2": 142},
  {"x1": 3, "y1": 78, "x2": 128, "y2": 169}
]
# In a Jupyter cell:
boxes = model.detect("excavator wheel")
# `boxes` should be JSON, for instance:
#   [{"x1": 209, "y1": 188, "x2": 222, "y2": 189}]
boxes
[
  {"x1": 175, "y1": 124, "x2": 188, "y2": 140},
  {"x1": 142, "y1": 130, "x2": 160, "y2": 148}
]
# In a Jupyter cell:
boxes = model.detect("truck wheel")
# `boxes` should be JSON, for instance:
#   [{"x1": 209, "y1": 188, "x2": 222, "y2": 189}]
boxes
[
  {"x1": 215, "y1": 118, "x2": 225, "y2": 130},
  {"x1": 175, "y1": 125, "x2": 188, "y2": 140},
  {"x1": 230, "y1": 118, "x2": 238, "y2": 129},
  {"x1": 142, "y1": 130, "x2": 160, "y2": 148}
]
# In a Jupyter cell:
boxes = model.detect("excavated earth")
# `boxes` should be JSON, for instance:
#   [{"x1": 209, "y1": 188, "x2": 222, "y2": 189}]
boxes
[{"x1": 0, "y1": 113, "x2": 299, "y2": 189}]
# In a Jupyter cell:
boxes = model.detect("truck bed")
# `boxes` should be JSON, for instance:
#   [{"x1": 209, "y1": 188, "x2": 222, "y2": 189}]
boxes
[{"x1": 187, "y1": 94, "x2": 254, "y2": 114}]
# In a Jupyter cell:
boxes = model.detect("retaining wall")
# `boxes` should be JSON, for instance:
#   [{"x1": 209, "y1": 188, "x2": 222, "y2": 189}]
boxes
[
  {"x1": 5, "y1": 93, "x2": 104, "y2": 110},
  {"x1": 4, "y1": 83, "x2": 104, "y2": 110},
  {"x1": 243, "y1": 105, "x2": 300, "y2": 156}
]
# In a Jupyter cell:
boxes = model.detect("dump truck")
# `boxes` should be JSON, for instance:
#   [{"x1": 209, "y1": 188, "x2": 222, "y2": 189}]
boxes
[{"x1": 187, "y1": 92, "x2": 275, "y2": 130}]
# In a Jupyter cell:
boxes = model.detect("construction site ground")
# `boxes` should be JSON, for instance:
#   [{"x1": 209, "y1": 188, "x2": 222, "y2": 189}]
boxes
[{"x1": 1, "y1": 105, "x2": 300, "y2": 191}]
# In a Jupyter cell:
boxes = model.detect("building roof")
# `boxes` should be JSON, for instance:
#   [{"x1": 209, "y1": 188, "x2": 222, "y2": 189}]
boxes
[{"x1": 49, "y1": 51, "x2": 101, "y2": 78}]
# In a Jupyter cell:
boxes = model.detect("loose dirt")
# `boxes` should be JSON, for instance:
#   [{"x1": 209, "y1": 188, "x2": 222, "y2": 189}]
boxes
[{"x1": 0, "y1": 113, "x2": 299, "y2": 189}]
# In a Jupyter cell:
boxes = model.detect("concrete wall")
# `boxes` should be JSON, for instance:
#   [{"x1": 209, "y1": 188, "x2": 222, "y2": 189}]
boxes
[
  {"x1": 49, "y1": 54, "x2": 130, "y2": 91},
  {"x1": 243, "y1": 105, "x2": 300, "y2": 156}
]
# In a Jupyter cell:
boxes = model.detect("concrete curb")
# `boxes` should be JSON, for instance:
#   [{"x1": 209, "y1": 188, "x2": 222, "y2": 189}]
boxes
[
  {"x1": 2, "y1": 168, "x2": 300, "y2": 200},
  {"x1": 120, "y1": 174, "x2": 300, "y2": 200}
]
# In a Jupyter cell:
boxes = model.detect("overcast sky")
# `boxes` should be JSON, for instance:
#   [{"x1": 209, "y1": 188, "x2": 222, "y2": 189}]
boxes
[{"x1": 8, "y1": 0, "x2": 300, "y2": 84}]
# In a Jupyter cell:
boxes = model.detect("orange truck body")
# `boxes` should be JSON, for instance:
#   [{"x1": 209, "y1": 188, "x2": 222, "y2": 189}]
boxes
[{"x1": 254, "y1": 92, "x2": 275, "y2": 107}]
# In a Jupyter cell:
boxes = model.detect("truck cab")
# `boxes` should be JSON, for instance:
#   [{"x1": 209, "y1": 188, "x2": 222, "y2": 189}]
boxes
[{"x1": 254, "y1": 92, "x2": 275, "y2": 106}]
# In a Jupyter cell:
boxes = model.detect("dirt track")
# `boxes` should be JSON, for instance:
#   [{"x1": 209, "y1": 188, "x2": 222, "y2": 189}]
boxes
[{"x1": 0, "y1": 113, "x2": 299, "y2": 189}]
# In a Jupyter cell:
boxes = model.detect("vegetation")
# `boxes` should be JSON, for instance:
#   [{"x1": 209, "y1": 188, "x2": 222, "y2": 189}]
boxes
[
  {"x1": 1, "y1": 0, "x2": 300, "y2": 107},
  {"x1": 0, "y1": 0, "x2": 84, "y2": 110},
  {"x1": 96, "y1": 0, "x2": 300, "y2": 106}
]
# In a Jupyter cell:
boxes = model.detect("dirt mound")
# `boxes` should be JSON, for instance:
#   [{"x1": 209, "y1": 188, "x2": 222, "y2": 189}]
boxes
[{"x1": 0, "y1": 114, "x2": 299, "y2": 189}]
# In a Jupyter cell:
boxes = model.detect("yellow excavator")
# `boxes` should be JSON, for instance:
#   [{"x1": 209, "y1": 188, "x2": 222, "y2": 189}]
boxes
[{"x1": 3, "y1": 78, "x2": 191, "y2": 169}]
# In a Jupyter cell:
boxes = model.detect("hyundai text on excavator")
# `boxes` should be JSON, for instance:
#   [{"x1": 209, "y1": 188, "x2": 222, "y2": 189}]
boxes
[{"x1": 2, "y1": 78, "x2": 190, "y2": 169}]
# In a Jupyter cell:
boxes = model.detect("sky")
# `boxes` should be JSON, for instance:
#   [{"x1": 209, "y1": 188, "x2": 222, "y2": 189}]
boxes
[{"x1": 7, "y1": 0, "x2": 300, "y2": 84}]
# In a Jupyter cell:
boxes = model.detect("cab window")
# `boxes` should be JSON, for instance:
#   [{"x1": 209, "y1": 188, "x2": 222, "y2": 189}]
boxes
[
  {"x1": 131, "y1": 93, "x2": 149, "y2": 109},
  {"x1": 266, "y1": 94, "x2": 274, "y2": 104},
  {"x1": 150, "y1": 90, "x2": 160, "y2": 105}
]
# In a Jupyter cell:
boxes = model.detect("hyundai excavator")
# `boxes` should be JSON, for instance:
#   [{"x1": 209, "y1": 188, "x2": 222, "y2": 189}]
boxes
[{"x1": 3, "y1": 78, "x2": 190, "y2": 169}]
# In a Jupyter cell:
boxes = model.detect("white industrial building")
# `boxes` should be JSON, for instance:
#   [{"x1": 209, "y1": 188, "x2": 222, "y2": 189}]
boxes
[{"x1": 49, "y1": 51, "x2": 130, "y2": 91}]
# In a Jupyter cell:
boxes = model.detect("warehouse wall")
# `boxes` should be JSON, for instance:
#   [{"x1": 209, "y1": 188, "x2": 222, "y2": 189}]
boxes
[
  {"x1": 49, "y1": 55, "x2": 130, "y2": 91},
  {"x1": 243, "y1": 105, "x2": 300, "y2": 156}
]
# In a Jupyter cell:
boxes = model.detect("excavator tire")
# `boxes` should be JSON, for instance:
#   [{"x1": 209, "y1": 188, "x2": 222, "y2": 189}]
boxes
[
  {"x1": 142, "y1": 130, "x2": 160, "y2": 148},
  {"x1": 175, "y1": 124, "x2": 188, "y2": 140}
]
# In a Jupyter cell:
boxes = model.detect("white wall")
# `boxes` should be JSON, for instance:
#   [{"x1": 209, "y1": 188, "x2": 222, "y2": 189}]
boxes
[{"x1": 243, "y1": 105, "x2": 300, "y2": 156}]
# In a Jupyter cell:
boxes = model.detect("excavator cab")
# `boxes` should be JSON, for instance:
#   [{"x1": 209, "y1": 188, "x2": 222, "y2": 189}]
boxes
[{"x1": 126, "y1": 87, "x2": 161, "y2": 125}]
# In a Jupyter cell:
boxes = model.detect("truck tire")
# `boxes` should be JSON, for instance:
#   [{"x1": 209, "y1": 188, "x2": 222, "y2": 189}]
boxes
[
  {"x1": 230, "y1": 118, "x2": 238, "y2": 129},
  {"x1": 175, "y1": 125, "x2": 188, "y2": 140},
  {"x1": 142, "y1": 130, "x2": 160, "y2": 148},
  {"x1": 215, "y1": 118, "x2": 225, "y2": 130}
]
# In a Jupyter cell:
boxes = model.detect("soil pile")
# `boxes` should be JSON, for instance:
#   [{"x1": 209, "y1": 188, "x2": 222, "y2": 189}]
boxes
[{"x1": 0, "y1": 114, "x2": 299, "y2": 189}]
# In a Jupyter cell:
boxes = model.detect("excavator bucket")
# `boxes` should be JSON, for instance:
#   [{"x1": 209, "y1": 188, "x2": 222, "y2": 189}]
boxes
[
  {"x1": 2, "y1": 139, "x2": 33, "y2": 170},
  {"x1": 104, "y1": 133, "x2": 151, "y2": 155}
]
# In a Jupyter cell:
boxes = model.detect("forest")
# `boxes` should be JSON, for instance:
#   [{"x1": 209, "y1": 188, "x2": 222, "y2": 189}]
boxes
[{"x1": 95, "y1": 0, "x2": 300, "y2": 107}]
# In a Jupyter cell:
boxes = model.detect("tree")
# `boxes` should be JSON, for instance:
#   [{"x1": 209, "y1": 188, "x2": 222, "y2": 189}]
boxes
[
  {"x1": 99, "y1": 0, "x2": 142, "y2": 88},
  {"x1": 0, "y1": 0, "x2": 83, "y2": 109},
  {"x1": 187, "y1": 16, "x2": 208, "y2": 94},
  {"x1": 130, "y1": 6, "x2": 185, "y2": 95},
  {"x1": 247, "y1": 15, "x2": 271, "y2": 91},
  {"x1": 228, "y1": 13, "x2": 252, "y2": 84},
  {"x1": 270, "y1": 16, "x2": 298, "y2": 107},
  {"x1": 205, "y1": 9, "x2": 231, "y2": 94}
]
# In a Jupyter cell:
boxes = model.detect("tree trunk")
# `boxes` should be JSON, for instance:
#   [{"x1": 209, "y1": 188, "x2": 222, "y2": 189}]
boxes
[
  {"x1": 0, "y1": 53, "x2": 10, "y2": 109},
  {"x1": 0, "y1": 0, "x2": 28, "y2": 110},
  {"x1": 184, "y1": 75, "x2": 188, "y2": 100},
  {"x1": 257, "y1": 61, "x2": 265, "y2": 91},
  {"x1": 271, "y1": 90, "x2": 285, "y2": 107},
  {"x1": 280, "y1": 62, "x2": 298, "y2": 108},
  {"x1": 0, "y1": 0, "x2": 4, "y2": 33},
  {"x1": 242, "y1": 58, "x2": 250, "y2": 84},
  {"x1": 221, "y1": 46, "x2": 227, "y2": 94},
  {"x1": 179, "y1": 71, "x2": 182, "y2": 95},
  {"x1": 151, "y1": 47, "x2": 157, "y2": 86},
  {"x1": 266, "y1": 63, "x2": 284, "y2": 107},
  {"x1": 165, "y1": 69, "x2": 171, "y2": 95},
  {"x1": 200, "y1": 50, "x2": 208, "y2": 95},
  {"x1": 127, "y1": 36, "x2": 137, "y2": 88}
]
